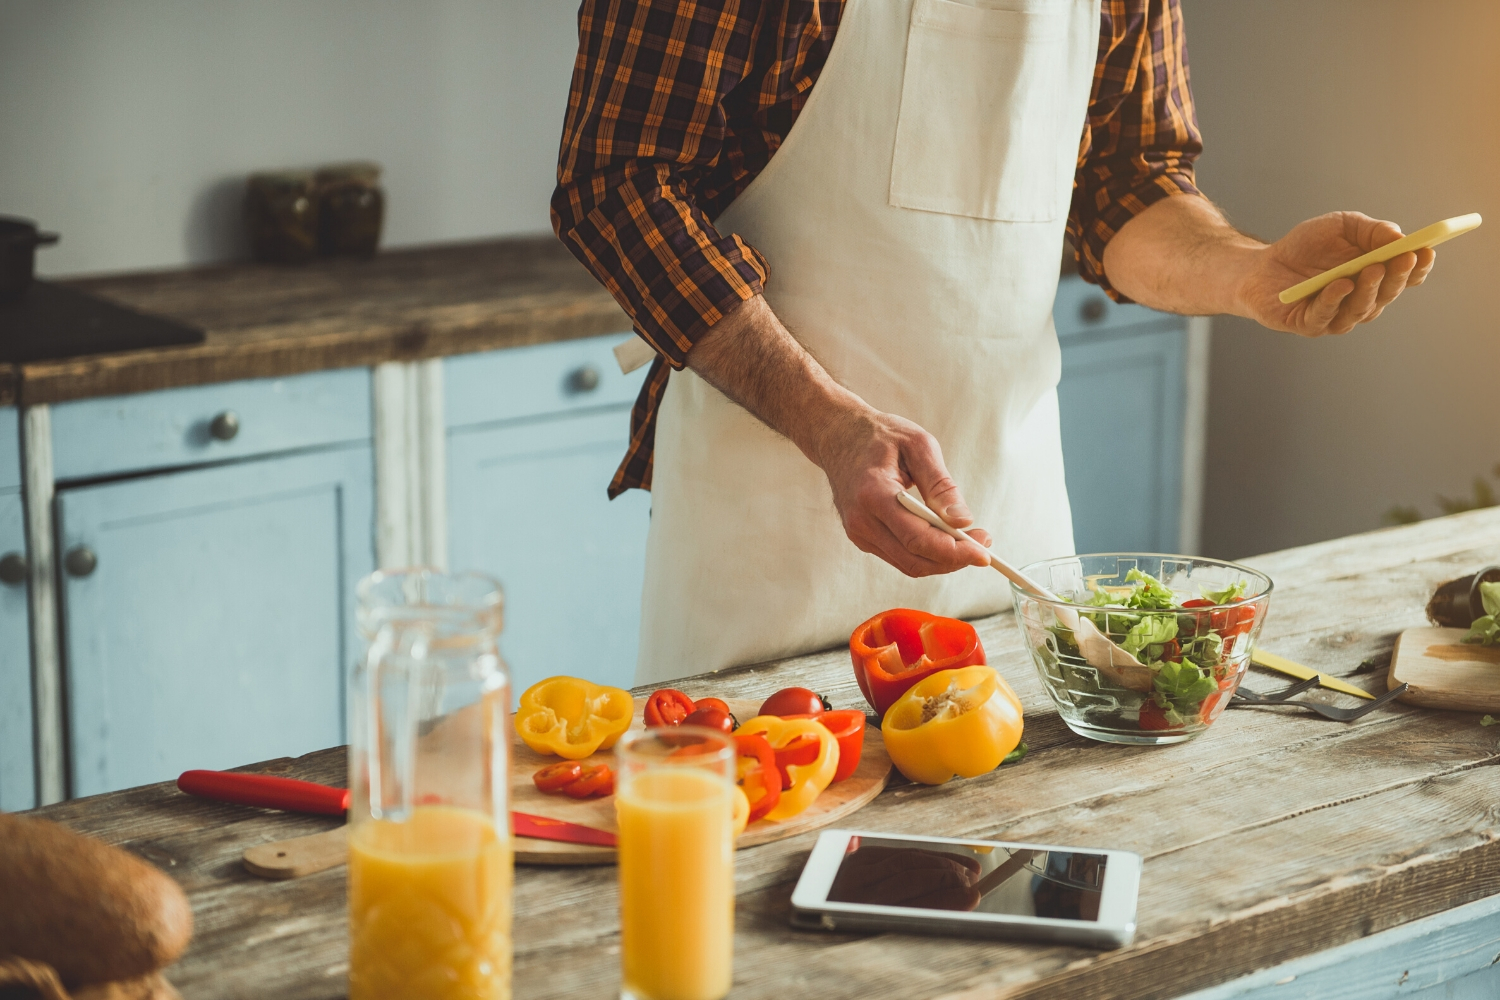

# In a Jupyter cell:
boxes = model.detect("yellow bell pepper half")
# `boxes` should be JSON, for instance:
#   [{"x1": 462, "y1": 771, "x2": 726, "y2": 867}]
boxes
[
  {"x1": 516, "y1": 676, "x2": 634, "y2": 760},
  {"x1": 734, "y1": 715, "x2": 839, "y2": 822},
  {"x1": 881, "y1": 665, "x2": 1023, "y2": 785}
]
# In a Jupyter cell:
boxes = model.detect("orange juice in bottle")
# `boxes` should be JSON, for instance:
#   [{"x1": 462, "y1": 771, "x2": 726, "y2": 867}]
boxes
[
  {"x1": 348, "y1": 570, "x2": 511, "y2": 1000},
  {"x1": 349, "y1": 805, "x2": 512, "y2": 1000},
  {"x1": 616, "y1": 729, "x2": 735, "y2": 1000}
]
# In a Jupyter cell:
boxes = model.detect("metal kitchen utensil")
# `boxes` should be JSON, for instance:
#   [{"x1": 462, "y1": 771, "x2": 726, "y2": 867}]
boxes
[
  {"x1": 895, "y1": 489, "x2": 1147, "y2": 676},
  {"x1": 1277, "y1": 213, "x2": 1481, "y2": 304},
  {"x1": 1250, "y1": 649, "x2": 1374, "y2": 700},
  {"x1": 1231, "y1": 679, "x2": 1408, "y2": 722}
]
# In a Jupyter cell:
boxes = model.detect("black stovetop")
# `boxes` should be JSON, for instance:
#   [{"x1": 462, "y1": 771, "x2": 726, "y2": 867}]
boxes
[{"x1": 0, "y1": 281, "x2": 204, "y2": 364}]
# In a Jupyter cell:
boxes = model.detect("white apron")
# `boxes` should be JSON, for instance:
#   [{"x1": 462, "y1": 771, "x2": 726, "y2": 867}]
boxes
[{"x1": 637, "y1": 0, "x2": 1101, "y2": 684}]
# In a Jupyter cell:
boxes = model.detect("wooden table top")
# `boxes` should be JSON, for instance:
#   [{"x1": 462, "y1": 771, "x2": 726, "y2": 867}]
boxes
[
  {"x1": 27, "y1": 507, "x2": 1500, "y2": 1000},
  {"x1": 1, "y1": 236, "x2": 629, "y2": 407}
]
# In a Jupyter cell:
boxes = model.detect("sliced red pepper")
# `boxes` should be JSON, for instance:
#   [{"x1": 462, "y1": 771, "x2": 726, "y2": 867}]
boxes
[
  {"x1": 561, "y1": 763, "x2": 614, "y2": 798},
  {"x1": 734, "y1": 733, "x2": 781, "y2": 823},
  {"x1": 850, "y1": 609, "x2": 986, "y2": 717},
  {"x1": 772, "y1": 735, "x2": 822, "y2": 789},
  {"x1": 782, "y1": 710, "x2": 867, "y2": 784},
  {"x1": 816, "y1": 710, "x2": 866, "y2": 783},
  {"x1": 532, "y1": 761, "x2": 584, "y2": 793},
  {"x1": 644, "y1": 689, "x2": 696, "y2": 728}
]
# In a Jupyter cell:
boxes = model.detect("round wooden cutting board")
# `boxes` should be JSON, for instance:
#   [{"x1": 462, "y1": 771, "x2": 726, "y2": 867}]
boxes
[{"x1": 512, "y1": 698, "x2": 891, "y2": 864}]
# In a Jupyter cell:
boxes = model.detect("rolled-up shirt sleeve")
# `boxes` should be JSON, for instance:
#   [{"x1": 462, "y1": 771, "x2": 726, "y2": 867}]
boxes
[
  {"x1": 1068, "y1": 0, "x2": 1203, "y2": 302},
  {"x1": 550, "y1": 0, "x2": 769, "y2": 369}
]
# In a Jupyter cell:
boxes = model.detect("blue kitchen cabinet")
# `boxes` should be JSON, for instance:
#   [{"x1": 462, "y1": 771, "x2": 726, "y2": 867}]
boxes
[
  {"x1": 50, "y1": 369, "x2": 375, "y2": 798},
  {"x1": 445, "y1": 336, "x2": 650, "y2": 697},
  {"x1": 55, "y1": 445, "x2": 373, "y2": 796},
  {"x1": 0, "y1": 407, "x2": 34, "y2": 811},
  {"x1": 1055, "y1": 276, "x2": 1193, "y2": 554}
]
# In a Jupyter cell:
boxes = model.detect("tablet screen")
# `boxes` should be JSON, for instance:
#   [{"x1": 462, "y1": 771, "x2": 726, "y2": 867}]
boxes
[{"x1": 825, "y1": 836, "x2": 1109, "y2": 921}]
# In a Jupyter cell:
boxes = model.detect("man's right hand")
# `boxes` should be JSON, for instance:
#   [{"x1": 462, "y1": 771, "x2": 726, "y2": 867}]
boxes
[
  {"x1": 687, "y1": 295, "x2": 991, "y2": 578},
  {"x1": 812, "y1": 404, "x2": 992, "y2": 577}
]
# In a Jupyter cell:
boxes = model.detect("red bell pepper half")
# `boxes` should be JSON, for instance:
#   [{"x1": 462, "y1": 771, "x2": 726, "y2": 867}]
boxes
[{"x1": 849, "y1": 609, "x2": 986, "y2": 717}]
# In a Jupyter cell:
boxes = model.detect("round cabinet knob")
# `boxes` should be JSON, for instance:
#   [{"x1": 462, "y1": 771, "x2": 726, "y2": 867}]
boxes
[
  {"x1": 1080, "y1": 297, "x2": 1107, "y2": 323},
  {"x1": 568, "y1": 365, "x2": 601, "y2": 393},
  {"x1": 209, "y1": 410, "x2": 240, "y2": 441},
  {"x1": 64, "y1": 546, "x2": 97, "y2": 578},
  {"x1": 0, "y1": 552, "x2": 26, "y2": 586}
]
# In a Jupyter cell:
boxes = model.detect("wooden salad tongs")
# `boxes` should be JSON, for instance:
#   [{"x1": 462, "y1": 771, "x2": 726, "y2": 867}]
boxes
[{"x1": 895, "y1": 489, "x2": 1153, "y2": 690}]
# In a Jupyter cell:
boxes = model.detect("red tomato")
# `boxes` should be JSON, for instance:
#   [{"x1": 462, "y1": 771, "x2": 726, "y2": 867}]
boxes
[
  {"x1": 758, "y1": 687, "x2": 831, "y2": 718},
  {"x1": 644, "y1": 689, "x2": 695, "y2": 728},
  {"x1": 532, "y1": 761, "x2": 584, "y2": 793},
  {"x1": 694, "y1": 697, "x2": 732, "y2": 718},
  {"x1": 682, "y1": 706, "x2": 735, "y2": 734},
  {"x1": 562, "y1": 764, "x2": 614, "y2": 798},
  {"x1": 1199, "y1": 678, "x2": 1237, "y2": 725},
  {"x1": 1138, "y1": 701, "x2": 1181, "y2": 731}
]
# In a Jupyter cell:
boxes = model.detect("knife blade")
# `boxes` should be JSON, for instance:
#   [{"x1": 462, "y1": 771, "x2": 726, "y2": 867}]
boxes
[
  {"x1": 180, "y1": 770, "x2": 617, "y2": 847},
  {"x1": 1250, "y1": 649, "x2": 1375, "y2": 700}
]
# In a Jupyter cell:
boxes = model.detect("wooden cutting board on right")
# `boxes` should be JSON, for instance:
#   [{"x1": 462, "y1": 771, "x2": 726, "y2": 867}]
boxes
[{"x1": 1388, "y1": 627, "x2": 1500, "y2": 712}]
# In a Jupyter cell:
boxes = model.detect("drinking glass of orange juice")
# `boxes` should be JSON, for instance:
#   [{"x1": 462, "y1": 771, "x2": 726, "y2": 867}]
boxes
[
  {"x1": 616, "y1": 727, "x2": 736, "y2": 1000},
  {"x1": 347, "y1": 570, "x2": 511, "y2": 1000}
]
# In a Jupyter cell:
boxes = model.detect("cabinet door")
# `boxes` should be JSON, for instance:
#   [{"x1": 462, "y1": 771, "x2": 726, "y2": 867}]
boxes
[
  {"x1": 1057, "y1": 325, "x2": 1186, "y2": 553},
  {"x1": 448, "y1": 409, "x2": 650, "y2": 698},
  {"x1": 57, "y1": 445, "x2": 374, "y2": 796},
  {"x1": 0, "y1": 489, "x2": 34, "y2": 811}
]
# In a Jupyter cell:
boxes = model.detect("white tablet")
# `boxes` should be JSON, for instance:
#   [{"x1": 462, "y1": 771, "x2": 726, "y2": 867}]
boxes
[{"x1": 789, "y1": 829, "x2": 1141, "y2": 949}]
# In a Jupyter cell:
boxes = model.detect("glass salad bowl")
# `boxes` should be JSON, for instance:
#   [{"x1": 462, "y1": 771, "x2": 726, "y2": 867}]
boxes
[{"x1": 1010, "y1": 554, "x2": 1273, "y2": 746}]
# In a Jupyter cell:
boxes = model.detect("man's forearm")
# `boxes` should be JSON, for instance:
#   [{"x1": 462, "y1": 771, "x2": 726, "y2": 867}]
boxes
[
  {"x1": 1100, "y1": 195, "x2": 1263, "y2": 317},
  {"x1": 686, "y1": 294, "x2": 866, "y2": 469}
]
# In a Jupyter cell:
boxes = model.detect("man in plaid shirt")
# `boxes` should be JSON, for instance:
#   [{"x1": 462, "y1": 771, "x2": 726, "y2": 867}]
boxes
[{"x1": 552, "y1": 0, "x2": 1437, "y2": 678}]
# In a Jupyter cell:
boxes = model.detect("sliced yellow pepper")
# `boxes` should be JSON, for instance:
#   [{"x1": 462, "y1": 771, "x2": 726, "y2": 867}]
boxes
[
  {"x1": 516, "y1": 676, "x2": 633, "y2": 760},
  {"x1": 881, "y1": 665, "x2": 1023, "y2": 785},
  {"x1": 734, "y1": 715, "x2": 838, "y2": 821}
]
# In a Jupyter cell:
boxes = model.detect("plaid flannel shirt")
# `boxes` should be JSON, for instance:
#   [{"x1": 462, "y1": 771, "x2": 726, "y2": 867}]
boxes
[{"x1": 551, "y1": 0, "x2": 1202, "y2": 497}]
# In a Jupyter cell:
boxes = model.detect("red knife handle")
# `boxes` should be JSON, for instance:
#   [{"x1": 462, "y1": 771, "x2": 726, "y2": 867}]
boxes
[{"x1": 177, "y1": 770, "x2": 350, "y2": 816}]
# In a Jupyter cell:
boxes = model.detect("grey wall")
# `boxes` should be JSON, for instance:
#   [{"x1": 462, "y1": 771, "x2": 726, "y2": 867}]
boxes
[
  {"x1": 0, "y1": 0, "x2": 579, "y2": 277},
  {"x1": 1185, "y1": 0, "x2": 1500, "y2": 558}
]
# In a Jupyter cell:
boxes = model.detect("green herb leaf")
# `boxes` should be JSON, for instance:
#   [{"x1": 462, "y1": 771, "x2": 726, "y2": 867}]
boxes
[
  {"x1": 1480, "y1": 581, "x2": 1500, "y2": 619},
  {"x1": 1464, "y1": 615, "x2": 1500, "y2": 647},
  {"x1": 1481, "y1": 715, "x2": 1497, "y2": 727}
]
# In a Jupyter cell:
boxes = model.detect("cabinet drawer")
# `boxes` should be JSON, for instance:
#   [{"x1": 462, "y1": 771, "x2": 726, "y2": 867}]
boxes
[
  {"x1": 50, "y1": 369, "x2": 372, "y2": 481},
  {"x1": 1054, "y1": 275, "x2": 1171, "y2": 339},
  {"x1": 445, "y1": 333, "x2": 646, "y2": 429}
]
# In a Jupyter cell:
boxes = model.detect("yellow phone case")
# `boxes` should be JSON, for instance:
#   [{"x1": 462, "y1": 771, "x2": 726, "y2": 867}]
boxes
[{"x1": 1277, "y1": 212, "x2": 1481, "y2": 304}]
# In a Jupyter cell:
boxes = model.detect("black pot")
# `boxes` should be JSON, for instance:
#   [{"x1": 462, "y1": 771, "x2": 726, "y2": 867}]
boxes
[{"x1": 0, "y1": 216, "x2": 60, "y2": 302}]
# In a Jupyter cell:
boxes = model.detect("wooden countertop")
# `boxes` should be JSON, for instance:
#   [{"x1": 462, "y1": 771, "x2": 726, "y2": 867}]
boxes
[
  {"x1": 1, "y1": 236, "x2": 630, "y2": 407},
  {"x1": 27, "y1": 507, "x2": 1500, "y2": 999}
]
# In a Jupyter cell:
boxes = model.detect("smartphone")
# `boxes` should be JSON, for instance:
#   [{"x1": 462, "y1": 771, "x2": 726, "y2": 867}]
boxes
[{"x1": 789, "y1": 829, "x2": 1140, "y2": 948}]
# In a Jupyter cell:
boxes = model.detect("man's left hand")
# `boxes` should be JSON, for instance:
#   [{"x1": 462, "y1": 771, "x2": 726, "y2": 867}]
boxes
[{"x1": 1235, "y1": 211, "x2": 1436, "y2": 337}]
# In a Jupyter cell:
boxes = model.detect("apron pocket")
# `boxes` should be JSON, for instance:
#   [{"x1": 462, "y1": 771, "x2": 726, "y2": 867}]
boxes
[{"x1": 889, "y1": 0, "x2": 1069, "y2": 223}]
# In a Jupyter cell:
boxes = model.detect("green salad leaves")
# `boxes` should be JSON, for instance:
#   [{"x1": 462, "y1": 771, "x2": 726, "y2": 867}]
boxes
[{"x1": 1464, "y1": 580, "x2": 1500, "y2": 647}]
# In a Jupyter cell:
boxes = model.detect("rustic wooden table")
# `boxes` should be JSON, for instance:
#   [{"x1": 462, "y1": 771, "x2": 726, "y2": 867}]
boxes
[{"x1": 29, "y1": 507, "x2": 1500, "y2": 1000}]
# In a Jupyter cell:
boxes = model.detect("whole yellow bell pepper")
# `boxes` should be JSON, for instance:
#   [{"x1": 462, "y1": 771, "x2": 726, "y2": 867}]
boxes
[
  {"x1": 516, "y1": 676, "x2": 634, "y2": 759},
  {"x1": 881, "y1": 665, "x2": 1023, "y2": 785},
  {"x1": 734, "y1": 715, "x2": 839, "y2": 821}
]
